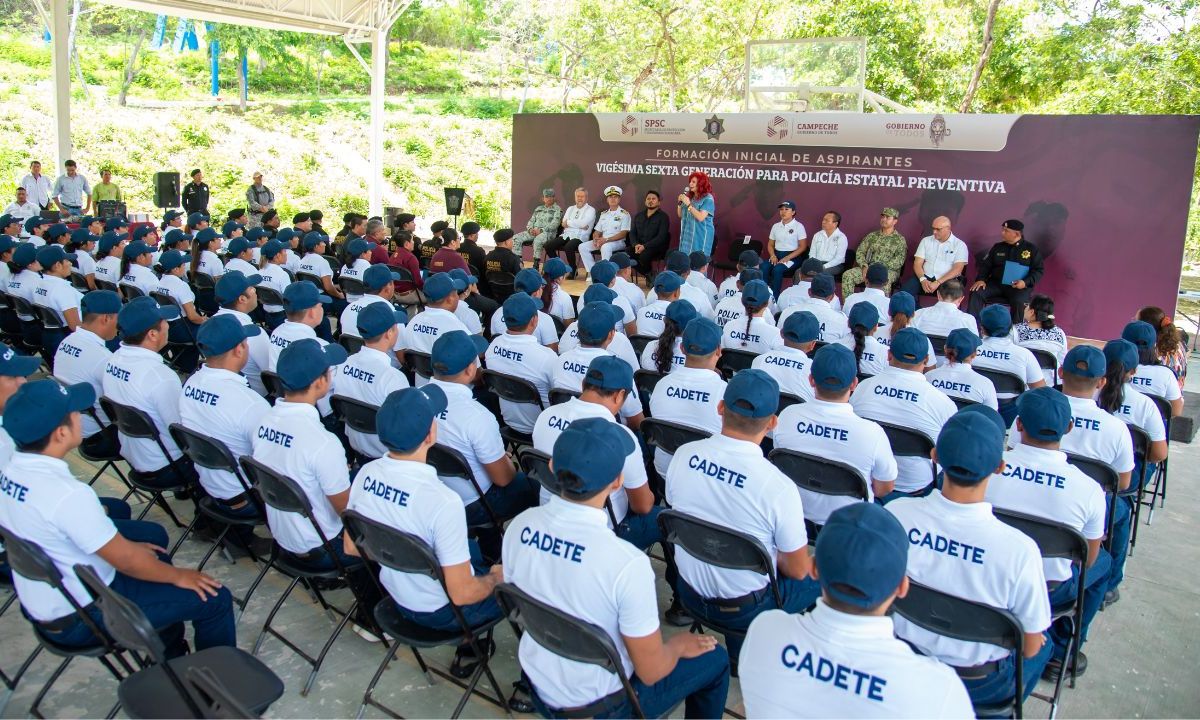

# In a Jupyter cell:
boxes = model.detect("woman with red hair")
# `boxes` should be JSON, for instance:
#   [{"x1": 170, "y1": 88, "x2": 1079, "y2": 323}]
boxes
[{"x1": 677, "y1": 171, "x2": 715, "y2": 255}]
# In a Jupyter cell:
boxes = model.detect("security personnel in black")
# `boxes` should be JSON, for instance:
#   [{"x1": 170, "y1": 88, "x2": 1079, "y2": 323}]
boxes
[
  {"x1": 418, "y1": 220, "x2": 447, "y2": 270},
  {"x1": 484, "y1": 228, "x2": 522, "y2": 301},
  {"x1": 458, "y1": 221, "x2": 488, "y2": 287},
  {"x1": 968, "y1": 218, "x2": 1044, "y2": 324},
  {"x1": 181, "y1": 169, "x2": 210, "y2": 216}
]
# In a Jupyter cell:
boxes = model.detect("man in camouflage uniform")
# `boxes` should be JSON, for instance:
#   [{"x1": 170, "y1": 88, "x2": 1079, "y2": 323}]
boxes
[
  {"x1": 841, "y1": 207, "x2": 908, "y2": 296},
  {"x1": 512, "y1": 188, "x2": 563, "y2": 268}
]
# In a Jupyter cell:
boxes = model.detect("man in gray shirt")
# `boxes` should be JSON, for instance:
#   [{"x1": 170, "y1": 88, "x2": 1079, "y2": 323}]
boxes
[
  {"x1": 245, "y1": 171, "x2": 274, "y2": 228},
  {"x1": 52, "y1": 160, "x2": 91, "y2": 217}
]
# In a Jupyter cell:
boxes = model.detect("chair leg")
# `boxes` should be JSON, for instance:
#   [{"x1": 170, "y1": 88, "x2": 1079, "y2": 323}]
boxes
[
  {"x1": 1159, "y1": 458, "x2": 1168, "y2": 507},
  {"x1": 411, "y1": 647, "x2": 436, "y2": 686},
  {"x1": 28, "y1": 656, "x2": 73, "y2": 719},
  {"x1": 302, "y1": 600, "x2": 357, "y2": 696},
  {"x1": 167, "y1": 511, "x2": 201, "y2": 559},
  {"x1": 238, "y1": 554, "x2": 276, "y2": 624},
  {"x1": 357, "y1": 638, "x2": 402, "y2": 720},
  {"x1": 195, "y1": 524, "x2": 233, "y2": 571},
  {"x1": 253, "y1": 575, "x2": 302, "y2": 656}
]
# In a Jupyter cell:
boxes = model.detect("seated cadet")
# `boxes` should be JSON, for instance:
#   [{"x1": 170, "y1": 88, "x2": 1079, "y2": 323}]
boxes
[
  {"x1": 778, "y1": 258, "x2": 839, "y2": 312},
  {"x1": 331, "y1": 302, "x2": 410, "y2": 462},
  {"x1": 666, "y1": 369, "x2": 822, "y2": 658},
  {"x1": 0, "y1": 379, "x2": 235, "y2": 656},
  {"x1": 717, "y1": 249, "x2": 768, "y2": 302},
  {"x1": 102, "y1": 297, "x2": 197, "y2": 489},
  {"x1": 837, "y1": 302, "x2": 890, "y2": 376},
  {"x1": 714, "y1": 269, "x2": 777, "y2": 330},
  {"x1": 449, "y1": 268, "x2": 497, "y2": 334},
  {"x1": 298, "y1": 231, "x2": 347, "y2": 334},
  {"x1": 685, "y1": 251, "x2": 717, "y2": 302},
  {"x1": 9, "y1": 244, "x2": 43, "y2": 350},
  {"x1": 33, "y1": 244, "x2": 81, "y2": 360},
  {"x1": 775, "y1": 344, "x2": 897, "y2": 527},
  {"x1": 875, "y1": 291, "x2": 936, "y2": 371},
  {"x1": 1121, "y1": 320, "x2": 1183, "y2": 416},
  {"x1": 345, "y1": 385, "x2": 505, "y2": 673},
  {"x1": 504, "y1": 419, "x2": 731, "y2": 718},
  {"x1": 256, "y1": 239, "x2": 291, "y2": 330},
  {"x1": 0, "y1": 343, "x2": 43, "y2": 464},
  {"x1": 212, "y1": 271, "x2": 270, "y2": 397},
  {"x1": 751, "y1": 310, "x2": 818, "y2": 402},
  {"x1": 180, "y1": 316, "x2": 273, "y2": 555},
  {"x1": 910, "y1": 279, "x2": 978, "y2": 352},
  {"x1": 974, "y1": 305, "x2": 1046, "y2": 424},
  {"x1": 646, "y1": 252, "x2": 716, "y2": 319},
  {"x1": 637, "y1": 271, "x2": 685, "y2": 337},
  {"x1": 887, "y1": 412, "x2": 1053, "y2": 706},
  {"x1": 155, "y1": 250, "x2": 205, "y2": 373},
  {"x1": 649, "y1": 318, "x2": 726, "y2": 477},
  {"x1": 721, "y1": 279, "x2": 783, "y2": 354},
  {"x1": 925, "y1": 328, "x2": 999, "y2": 409},
  {"x1": 740, "y1": 503, "x2": 972, "y2": 718},
  {"x1": 269, "y1": 281, "x2": 341, "y2": 418},
  {"x1": 851, "y1": 327, "x2": 956, "y2": 502},
  {"x1": 428, "y1": 330, "x2": 539, "y2": 559},
  {"x1": 554, "y1": 302, "x2": 644, "y2": 428},
  {"x1": 841, "y1": 262, "x2": 892, "y2": 324},
  {"x1": 399, "y1": 273, "x2": 471, "y2": 386},
  {"x1": 778, "y1": 274, "x2": 849, "y2": 344},
  {"x1": 608, "y1": 251, "x2": 646, "y2": 312},
  {"x1": 223, "y1": 237, "x2": 259, "y2": 278},
  {"x1": 486, "y1": 293, "x2": 558, "y2": 435},
  {"x1": 488, "y1": 269, "x2": 560, "y2": 349},
  {"x1": 985, "y1": 388, "x2": 1109, "y2": 680},
  {"x1": 640, "y1": 300, "x2": 697, "y2": 373},
  {"x1": 338, "y1": 238, "x2": 373, "y2": 301},
  {"x1": 1054, "y1": 345, "x2": 1135, "y2": 610},
  {"x1": 539, "y1": 258, "x2": 576, "y2": 323},
  {"x1": 339, "y1": 265, "x2": 406, "y2": 371},
  {"x1": 1099, "y1": 339, "x2": 1169, "y2": 482},
  {"x1": 53, "y1": 290, "x2": 121, "y2": 458},
  {"x1": 121, "y1": 241, "x2": 159, "y2": 298},
  {"x1": 575, "y1": 261, "x2": 637, "y2": 335}
]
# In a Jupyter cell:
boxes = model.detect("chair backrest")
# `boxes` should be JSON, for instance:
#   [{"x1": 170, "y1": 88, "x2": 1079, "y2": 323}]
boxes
[
  {"x1": 993, "y1": 509, "x2": 1088, "y2": 564},
  {"x1": 629, "y1": 334, "x2": 655, "y2": 359},
  {"x1": 103, "y1": 396, "x2": 164, "y2": 441},
  {"x1": 168, "y1": 423, "x2": 257, "y2": 504},
  {"x1": 338, "y1": 277, "x2": 367, "y2": 297},
  {"x1": 1128, "y1": 424, "x2": 1151, "y2": 461},
  {"x1": 338, "y1": 333, "x2": 364, "y2": 355},
  {"x1": 717, "y1": 348, "x2": 759, "y2": 379},
  {"x1": 150, "y1": 290, "x2": 180, "y2": 310},
  {"x1": 722, "y1": 238, "x2": 763, "y2": 263},
  {"x1": 406, "y1": 350, "x2": 433, "y2": 380},
  {"x1": 1065, "y1": 453, "x2": 1119, "y2": 494},
  {"x1": 633, "y1": 369, "x2": 663, "y2": 416},
  {"x1": 239, "y1": 455, "x2": 313, "y2": 516},
  {"x1": 183, "y1": 666, "x2": 261, "y2": 720},
  {"x1": 342, "y1": 510, "x2": 441, "y2": 580},
  {"x1": 950, "y1": 395, "x2": 980, "y2": 410},
  {"x1": 640, "y1": 417, "x2": 711, "y2": 455},
  {"x1": 329, "y1": 394, "x2": 379, "y2": 435},
  {"x1": 74, "y1": 564, "x2": 168, "y2": 665},
  {"x1": 486, "y1": 272, "x2": 515, "y2": 302},
  {"x1": 34, "y1": 304, "x2": 66, "y2": 330},
  {"x1": 518, "y1": 447, "x2": 555, "y2": 493},
  {"x1": 391, "y1": 265, "x2": 415, "y2": 284},
  {"x1": 0, "y1": 524, "x2": 67, "y2": 593},
  {"x1": 189, "y1": 272, "x2": 215, "y2": 292},
  {"x1": 550, "y1": 314, "x2": 567, "y2": 337},
  {"x1": 975, "y1": 367, "x2": 1027, "y2": 396},
  {"x1": 1029, "y1": 348, "x2": 1059, "y2": 380},
  {"x1": 120, "y1": 283, "x2": 147, "y2": 299},
  {"x1": 777, "y1": 392, "x2": 804, "y2": 414},
  {"x1": 95, "y1": 278, "x2": 120, "y2": 294},
  {"x1": 876, "y1": 421, "x2": 935, "y2": 459},
  {"x1": 658, "y1": 509, "x2": 781, "y2": 603},
  {"x1": 295, "y1": 272, "x2": 323, "y2": 289},
  {"x1": 260, "y1": 370, "x2": 283, "y2": 400},
  {"x1": 893, "y1": 580, "x2": 1023, "y2": 660},
  {"x1": 768, "y1": 449, "x2": 869, "y2": 501},
  {"x1": 1146, "y1": 393, "x2": 1172, "y2": 435},
  {"x1": 927, "y1": 334, "x2": 948, "y2": 357},
  {"x1": 482, "y1": 369, "x2": 543, "y2": 408},
  {"x1": 11, "y1": 295, "x2": 36, "y2": 317},
  {"x1": 426, "y1": 443, "x2": 475, "y2": 482},
  {"x1": 255, "y1": 284, "x2": 285, "y2": 307},
  {"x1": 548, "y1": 388, "x2": 580, "y2": 406},
  {"x1": 69, "y1": 270, "x2": 89, "y2": 292}
]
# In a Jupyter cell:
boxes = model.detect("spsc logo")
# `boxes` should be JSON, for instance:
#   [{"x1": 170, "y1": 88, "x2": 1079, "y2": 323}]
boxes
[
  {"x1": 766, "y1": 115, "x2": 789, "y2": 141},
  {"x1": 620, "y1": 114, "x2": 639, "y2": 136}
]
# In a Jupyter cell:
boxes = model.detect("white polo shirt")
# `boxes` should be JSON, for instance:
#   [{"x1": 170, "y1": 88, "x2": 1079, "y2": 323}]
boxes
[
  {"x1": 666, "y1": 433, "x2": 808, "y2": 598},
  {"x1": 213, "y1": 307, "x2": 270, "y2": 397},
  {"x1": 717, "y1": 276, "x2": 742, "y2": 301},
  {"x1": 154, "y1": 274, "x2": 196, "y2": 315},
  {"x1": 714, "y1": 295, "x2": 778, "y2": 329},
  {"x1": 911, "y1": 302, "x2": 977, "y2": 341},
  {"x1": 574, "y1": 293, "x2": 635, "y2": 331},
  {"x1": 769, "y1": 219, "x2": 806, "y2": 254},
  {"x1": 180, "y1": 366, "x2": 272, "y2": 500},
  {"x1": 557, "y1": 327, "x2": 639, "y2": 370},
  {"x1": 1130, "y1": 363, "x2": 1182, "y2": 402},
  {"x1": 121, "y1": 263, "x2": 158, "y2": 296},
  {"x1": 332, "y1": 346, "x2": 410, "y2": 459},
  {"x1": 95, "y1": 256, "x2": 122, "y2": 285},
  {"x1": 553, "y1": 346, "x2": 642, "y2": 419},
  {"x1": 268, "y1": 322, "x2": 336, "y2": 415},
  {"x1": 1056, "y1": 395, "x2": 1135, "y2": 474},
  {"x1": 282, "y1": 248, "x2": 302, "y2": 274},
  {"x1": 347, "y1": 457, "x2": 469, "y2": 612},
  {"x1": 752, "y1": 346, "x2": 815, "y2": 401},
  {"x1": 338, "y1": 294, "x2": 386, "y2": 339},
  {"x1": 721, "y1": 315, "x2": 784, "y2": 354},
  {"x1": 561, "y1": 203, "x2": 597, "y2": 241},
  {"x1": 8, "y1": 269, "x2": 39, "y2": 320},
  {"x1": 612, "y1": 276, "x2": 646, "y2": 313},
  {"x1": 925, "y1": 362, "x2": 999, "y2": 409},
  {"x1": 1105, "y1": 383, "x2": 1167, "y2": 443},
  {"x1": 224, "y1": 257, "x2": 258, "y2": 278},
  {"x1": 851, "y1": 368, "x2": 956, "y2": 493},
  {"x1": 503, "y1": 497, "x2": 659, "y2": 710},
  {"x1": 740, "y1": 603, "x2": 973, "y2": 719},
  {"x1": 887, "y1": 492, "x2": 1051, "y2": 667},
  {"x1": 775, "y1": 399, "x2": 897, "y2": 524},
  {"x1": 339, "y1": 258, "x2": 371, "y2": 301},
  {"x1": 985, "y1": 443, "x2": 1106, "y2": 581},
  {"x1": 635, "y1": 299, "x2": 671, "y2": 337},
  {"x1": 400, "y1": 307, "x2": 470, "y2": 385},
  {"x1": 0, "y1": 452, "x2": 118, "y2": 622},
  {"x1": 781, "y1": 299, "x2": 850, "y2": 343},
  {"x1": 257, "y1": 263, "x2": 290, "y2": 313},
  {"x1": 74, "y1": 250, "x2": 97, "y2": 278},
  {"x1": 843, "y1": 288, "x2": 890, "y2": 325},
  {"x1": 639, "y1": 337, "x2": 685, "y2": 373},
  {"x1": 530, "y1": 397, "x2": 647, "y2": 525},
  {"x1": 102, "y1": 344, "x2": 184, "y2": 472},
  {"x1": 486, "y1": 333, "x2": 558, "y2": 433},
  {"x1": 489, "y1": 309, "x2": 560, "y2": 347},
  {"x1": 298, "y1": 252, "x2": 333, "y2": 281},
  {"x1": 685, "y1": 272, "x2": 718, "y2": 308},
  {"x1": 252, "y1": 400, "x2": 349, "y2": 554},
  {"x1": 646, "y1": 282, "x2": 715, "y2": 320},
  {"x1": 427, "y1": 379, "x2": 508, "y2": 505},
  {"x1": 834, "y1": 335, "x2": 891, "y2": 377},
  {"x1": 197, "y1": 250, "x2": 225, "y2": 279},
  {"x1": 54, "y1": 327, "x2": 112, "y2": 437},
  {"x1": 913, "y1": 235, "x2": 968, "y2": 279},
  {"x1": 545, "y1": 285, "x2": 575, "y2": 322},
  {"x1": 453, "y1": 302, "x2": 484, "y2": 336},
  {"x1": 648, "y1": 367, "x2": 725, "y2": 476},
  {"x1": 34, "y1": 274, "x2": 81, "y2": 322},
  {"x1": 808, "y1": 228, "x2": 848, "y2": 267},
  {"x1": 973, "y1": 336, "x2": 1043, "y2": 399}
]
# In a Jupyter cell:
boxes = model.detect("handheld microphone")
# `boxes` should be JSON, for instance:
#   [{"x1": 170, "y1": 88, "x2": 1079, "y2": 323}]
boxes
[{"x1": 677, "y1": 185, "x2": 688, "y2": 207}]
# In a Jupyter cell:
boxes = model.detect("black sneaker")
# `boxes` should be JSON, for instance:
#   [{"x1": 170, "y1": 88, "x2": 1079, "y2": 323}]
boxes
[
  {"x1": 532, "y1": 259, "x2": 541, "y2": 272},
  {"x1": 1102, "y1": 589, "x2": 1120, "y2": 610},
  {"x1": 664, "y1": 597, "x2": 692, "y2": 627},
  {"x1": 450, "y1": 637, "x2": 496, "y2": 679},
  {"x1": 1042, "y1": 651, "x2": 1087, "y2": 681}
]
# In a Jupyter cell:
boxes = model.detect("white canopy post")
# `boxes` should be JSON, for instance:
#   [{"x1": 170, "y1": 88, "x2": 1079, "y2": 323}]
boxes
[
  {"x1": 369, "y1": 26, "x2": 386, "y2": 218},
  {"x1": 51, "y1": 0, "x2": 72, "y2": 166}
]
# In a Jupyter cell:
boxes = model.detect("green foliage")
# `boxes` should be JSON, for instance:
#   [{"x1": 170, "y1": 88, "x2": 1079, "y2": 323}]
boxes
[{"x1": 176, "y1": 124, "x2": 213, "y2": 148}]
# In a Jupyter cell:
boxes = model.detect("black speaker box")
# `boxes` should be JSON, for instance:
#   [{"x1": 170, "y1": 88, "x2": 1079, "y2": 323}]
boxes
[{"x1": 153, "y1": 171, "x2": 180, "y2": 209}]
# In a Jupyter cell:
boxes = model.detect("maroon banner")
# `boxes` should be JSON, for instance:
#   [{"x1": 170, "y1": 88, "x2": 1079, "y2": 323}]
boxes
[{"x1": 512, "y1": 113, "x2": 1200, "y2": 341}]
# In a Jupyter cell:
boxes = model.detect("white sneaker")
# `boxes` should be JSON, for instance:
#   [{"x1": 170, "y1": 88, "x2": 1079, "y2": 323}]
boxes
[{"x1": 353, "y1": 624, "x2": 389, "y2": 643}]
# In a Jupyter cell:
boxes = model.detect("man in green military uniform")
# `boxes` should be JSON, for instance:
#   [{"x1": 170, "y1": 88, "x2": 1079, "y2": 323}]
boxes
[
  {"x1": 841, "y1": 207, "x2": 907, "y2": 297},
  {"x1": 968, "y1": 218, "x2": 1044, "y2": 324},
  {"x1": 512, "y1": 188, "x2": 563, "y2": 269}
]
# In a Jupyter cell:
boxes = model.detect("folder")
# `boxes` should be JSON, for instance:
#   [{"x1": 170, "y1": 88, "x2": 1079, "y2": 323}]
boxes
[{"x1": 1002, "y1": 260, "x2": 1029, "y2": 285}]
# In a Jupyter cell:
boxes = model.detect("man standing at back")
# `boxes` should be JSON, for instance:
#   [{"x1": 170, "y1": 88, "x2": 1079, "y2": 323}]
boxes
[
  {"x1": 20, "y1": 161, "x2": 53, "y2": 213},
  {"x1": 52, "y1": 160, "x2": 90, "y2": 217},
  {"x1": 181, "y1": 169, "x2": 209, "y2": 217}
]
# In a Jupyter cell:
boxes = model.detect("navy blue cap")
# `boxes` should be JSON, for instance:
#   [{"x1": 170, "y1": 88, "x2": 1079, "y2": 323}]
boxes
[
  {"x1": 194, "y1": 227, "x2": 222, "y2": 245},
  {"x1": 738, "y1": 268, "x2": 763, "y2": 285},
  {"x1": 1103, "y1": 339, "x2": 1138, "y2": 374},
  {"x1": 46, "y1": 223, "x2": 70, "y2": 240},
  {"x1": 689, "y1": 251, "x2": 710, "y2": 271},
  {"x1": 122, "y1": 241, "x2": 152, "y2": 261},
  {"x1": 682, "y1": 317, "x2": 721, "y2": 356},
  {"x1": 502, "y1": 292, "x2": 539, "y2": 329},
  {"x1": 276, "y1": 338, "x2": 347, "y2": 391},
  {"x1": 357, "y1": 301, "x2": 407, "y2": 339},
  {"x1": 364, "y1": 264, "x2": 400, "y2": 291},
  {"x1": 890, "y1": 327, "x2": 929, "y2": 364},
  {"x1": 815, "y1": 502, "x2": 909, "y2": 609},
  {"x1": 98, "y1": 231, "x2": 123, "y2": 255},
  {"x1": 738, "y1": 249, "x2": 762, "y2": 267},
  {"x1": 377, "y1": 385, "x2": 449, "y2": 453},
  {"x1": 81, "y1": 290, "x2": 121, "y2": 316},
  {"x1": 260, "y1": 239, "x2": 285, "y2": 259},
  {"x1": 583, "y1": 283, "x2": 617, "y2": 305},
  {"x1": 936, "y1": 412, "x2": 1004, "y2": 483},
  {"x1": 1062, "y1": 344, "x2": 1106, "y2": 379},
  {"x1": 800, "y1": 258, "x2": 825, "y2": 276},
  {"x1": 132, "y1": 225, "x2": 157, "y2": 243},
  {"x1": 590, "y1": 261, "x2": 617, "y2": 286},
  {"x1": 158, "y1": 250, "x2": 188, "y2": 272},
  {"x1": 221, "y1": 221, "x2": 243, "y2": 237},
  {"x1": 888, "y1": 291, "x2": 916, "y2": 318},
  {"x1": 35, "y1": 245, "x2": 75, "y2": 268},
  {"x1": 105, "y1": 217, "x2": 129, "y2": 231},
  {"x1": 980, "y1": 304, "x2": 1013, "y2": 336},
  {"x1": 227, "y1": 237, "x2": 251, "y2": 256},
  {"x1": 118, "y1": 296, "x2": 179, "y2": 335},
  {"x1": 302, "y1": 231, "x2": 327, "y2": 251},
  {"x1": 741, "y1": 279, "x2": 771, "y2": 307},
  {"x1": 1121, "y1": 320, "x2": 1157, "y2": 351},
  {"x1": 809, "y1": 273, "x2": 835, "y2": 298},
  {"x1": 811, "y1": 344, "x2": 858, "y2": 391},
  {"x1": 12, "y1": 243, "x2": 36, "y2": 268},
  {"x1": 448, "y1": 267, "x2": 477, "y2": 288},
  {"x1": 432, "y1": 330, "x2": 488, "y2": 375},
  {"x1": 551, "y1": 417, "x2": 635, "y2": 497},
  {"x1": 1017, "y1": 387, "x2": 1072, "y2": 441},
  {"x1": 782, "y1": 310, "x2": 820, "y2": 343},
  {"x1": 215, "y1": 270, "x2": 263, "y2": 304},
  {"x1": 246, "y1": 227, "x2": 268, "y2": 242},
  {"x1": 67, "y1": 227, "x2": 90, "y2": 244},
  {"x1": 778, "y1": 200, "x2": 796, "y2": 210},
  {"x1": 514, "y1": 268, "x2": 545, "y2": 293},
  {"x1": 723, "y1": 368, "x2": 779, "y2": 418},
  {"x1": 276, "y1": 227, "x2": 299, "y2": 246},
  {"x1": 945, "y1": 328, "x2": 981, "y2": 360},
  {"x1": 667, "y1": 299, "x2": 699, "y2": 330},
  {"x1": 282, "y1": 281, "x2": 331, "y2": 312},
  {"x1": 0, "y1": 236, "x2": 13, "y2": 254},
  {"x1": 163, "y1": 209, "x2": 184, "y2": 222},
  {"x1": 346, "y1": 237, "x2": 371, "y2": 258},
  {"x1": 577, "y1": 302, "x2": 621, "y2": 343},
  {"x1": 866, "y1": 263, "x2": 889, "y2": 284},
  {"x1": 542, "y1": 257, "x2": 570, "y2": 280},
  {"x1": 187, "y1": 212, "x2": 209, "y2": 226},
  {"x1": 583, "y1": 354, "x2": 633, "y2": 391},
  {"x1": 665, "y1": 251, "x2": 690, "y2": 274},
  {"x1": 609, "y1": 251, "x2": 633, "y2": 269},
  {"x1": 653, "y1": 271, "x2": 684, "y2": 294},
  {"x1": 0, "y1": 214, "x2": 16, "y2": 229},
  {"x1": 75, "y1": 216, "x2": 95, "y2": 228},
  {"x1": 3, "y1": 379, "x2": 95, "y2": 445},
  {"x1": 423, "y1": 273, "x2": 457, "y2": 301},
  {"x1": 196, "y1": 313, "x2": 261, "y2": 357},
  {"x1": 0, "y1": 343, "x2": 41, "y2": 377},
  {"x1": 24, "y1": 216, "x2": 48, "y2": 233},
  {"x1": 161, "y1": 229, "x2": 186, "y2": 249},
  {"x1": 955, "y1": 403, "x2": 1007, "y2": 435},
  {"x1": 847, "y1": 300, "x2": 879, "y2": 330}
]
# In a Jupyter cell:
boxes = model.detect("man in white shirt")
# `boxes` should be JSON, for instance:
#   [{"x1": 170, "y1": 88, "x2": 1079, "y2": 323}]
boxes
[
  {"x1": 3, "y1": 188, "x2": 40, "y2": 223},
  {"x1": 486, "y1": 293, "x2": 558, "y2": 434},
  {"x1": 740, "y1": 503, "x2": 972, "y2": 719},
  {"x1": 608, "y1": 251, "x2": 646, "y2": 312},
  {"x1": 886, "y1": 412, "x2": 1053, "y2": 707},
  {"x1": 666, "y1": 369, "x2": 821, "y2": 658},
  {"x1": 33, "y1": 245, "x2": 82, "y2": 360},
  {"x1": 761, "y1": 200, "x2": 807, "y2": 298},
  {"x1": 637, "y1": 271, "x2": 684, "y2": 337},
  {"x1": 268, "y1": 281, "x2": 331, "y2": 371},
  {"x1": 579, "y1": 186, "x2": 631, "y2": 275},
  {"x1": 718, "y1": 249, "x2": 767, "y2": 302},
  {"x1": 851, "y1": 327, "x2": 956, "y2": 501},
  {"x1": 554, "y1": 303, "x2": 644, "y2": 427},
  {"x1": 752, "y1": 310, "x2": 817, "y2": 401},
  {"x1": 24, "y1": 216, "x2": 51, "y2": 244},
  {"x1": 552, "y1": 187, "x2": 597, "y2": 278},
  {"x1": 504, "y1": 418, "x2": 730, "y2": 718},
  {"x1": 842, "y1": 262, "x2": 891, "y2": 324},
  {"x1": 900, "y1": 216, "x2": 967, "y2": 300},
  {"x1": 926, "y1": 328, "x2": 999, "y2": 409},
  {"x1": 332, "y1": 302, "x2": 410, "y2": 462},
  {"x1": 778, "y1": 258, "x2": 838, "y2": 312},
  {"x1": 648, "y1": 318, "x2": 726, "y2": 477},
  {"x1": 399, "y1": 273, "x2": 471, "y2": 385},
  {"x1": 54, "y1": 290, "x2": 121, "y2": 459},
  {"x1": 976, "y1": 305, "x2": 1046, "y2": 424},
  {"x1": 779, "y1": 274, "x2": 850, "y2": 343},
  {"x1": 911, "y1": 279, "x2": 977, "y2": 357},
  {"x1": 686, "y1": 251, "x2": 718, "y2": 304},
  {"x1": 489, "y1": 269, "x2": 560, "y2": 349},
  {"x1": 807, "y1": 210, "x2": 849, "y2": 277},
  {"x1": 20, "y1": 161, "x2": 54, "y2": 211},
  {"x1": 212, "y1": 271, "x2": 271, "y2": 397},
  {"x1": 775, "y1": 344, "x2": 897, "y2": 525}
]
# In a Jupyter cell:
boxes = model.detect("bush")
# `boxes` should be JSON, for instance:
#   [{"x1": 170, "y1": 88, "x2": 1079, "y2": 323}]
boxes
[{"x1": 176, "y1": 123, "x2": 213, "y2": 148}]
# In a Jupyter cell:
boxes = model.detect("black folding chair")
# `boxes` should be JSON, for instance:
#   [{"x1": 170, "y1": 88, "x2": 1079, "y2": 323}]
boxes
[
  {"x1": 481, "y1": 369, "x2": 543, "y2": 448},
  {"x1": 551, "y1": 314, "x2": 567, "y2": 337},
  {"x1": 148, "y1": 292, "x2": 200, "y2": 371},
  {"x1": 768, "y1": 449, "x2": 868, "y2": 539},
  {"x1": 259, "y1": 370, "x2": 284, "y2": 403},
  {"x1": 716, "y1": 348, "x2": 759, "y2": 380},
  {"x1": 427, "y1": 444, "x2": 502, "y2": 530},
  {"x1": 893, "y1": 581, "x2": 1027, "y2": 719},
  {"x1": 119, "y1": 283, "x2": 146, "y2": 300},
  {"x1": 295, "y1": 271, "x2": 324, "y2": 290},
  {"x1": 1144, "y1": 393, "x2": 1172, "y2": 519},
  {"x1": 640, "y1": 417, "x2": 712, "y2": 456},
  {"x1": 950, "y1": 395, "x2": 981, "y2": 410},
  {"x1": 485, "y1": 271, "x2": 515, "y2": 303},
  {"x1": 329, "y1": 394, "x2": 382, "y2": 469},
  {"x1": 338, "y1": 276, "x2": 367, "y2": 298},
  {"x1": 391, "y1": 266, "x2": 424, "y2": 314},
  {"x1": 405, "y1": 350, "x2": 434, "y2": 382},
  {"x1": 343, "y1": 512, "x2": 507, "y2": 720},
  {"x1": 776, "y1": 392, "x2": 804, "y2": 414},
  {"x1": 548, "y1": 387, "x2": 580, "y2": 406},
  {"x1": 875, "y1": 421, "x2": 937, "y2": 489},
  {"x1": 518, "y1": 448, "x2": 619, "y2": 528},
  {"x1": 338, "y1": 333, "x2": 364, "y2": 355},
  {"x1": 495, "y1": 582, "x2": 667, "y2": 720},
  {"x1": 69, "y1": 270, "x2": 90, "y2": 292},
  {"x1": 633, "y1": 369, "x2": 664, "y2": 416},
  {"x1": 927, "y1": 333, "x2": 948, "y2": 357},
  {"x1": 0, "y1": 527, "x2": 132, "y2": 719},
  {"x1": 1029, "y1": 348, "x2": 1061, "y2": 388},
  {"x1": 182, "y1": 666, "x2": 262, "y2": 719},
  {"x1": 629, "y1": 334, "x2": 655, "y2": 359},
  {"x1": 995, "y1": 509, "x2": 1089, "y2": 716},
  {"x1": 254, "y1": 284, "x2": 285, "y2": 309},
  {"x1": 976, "y1": 367, "x2": 1027, "y2": 398},
  {"x1": 1065, "y1": 453, "x2": 1120, "y2": 550},
  {"x1": 10, "y1": 295, "x2": 47, "y2": 359},
  {"x1": 1127, "y1": 424, "x2": 1151, "y2": 554},
  {"x1": 74, "y1": 565, "x2": 284, "y2": 719},
  {"x1": 95, "y1": 278, "x2": 121, "y2": 294}
]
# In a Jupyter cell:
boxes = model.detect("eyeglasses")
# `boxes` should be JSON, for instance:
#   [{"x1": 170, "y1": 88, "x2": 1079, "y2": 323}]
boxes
[{"x1": 932, "y1": 225, "x2": 950, "y2": 231}]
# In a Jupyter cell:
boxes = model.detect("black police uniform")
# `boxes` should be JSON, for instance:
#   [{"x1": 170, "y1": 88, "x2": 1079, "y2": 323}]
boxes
[
  {"x1": 968, "y1": 237, "x2": 1044, "y2": 323},
  {"x1": 181, "y1": 181, "x2": 210, "y2": 216}
]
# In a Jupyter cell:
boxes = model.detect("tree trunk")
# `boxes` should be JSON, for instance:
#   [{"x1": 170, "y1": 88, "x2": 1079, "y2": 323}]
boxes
[
  {"x1": 959, "y1": 0, "x2": 1002, "y2": 112},
  {"x1": 517, "y1": 52, "x2": 531, "y2": 113},
  {"x1": 117, "y1": 26, "x2": 147, "y2": 106}
]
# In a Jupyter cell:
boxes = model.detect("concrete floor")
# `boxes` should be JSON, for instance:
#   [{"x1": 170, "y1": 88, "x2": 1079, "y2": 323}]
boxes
[{"x1": 2, "y1": 370, "x2": 1199, "y2": 719}]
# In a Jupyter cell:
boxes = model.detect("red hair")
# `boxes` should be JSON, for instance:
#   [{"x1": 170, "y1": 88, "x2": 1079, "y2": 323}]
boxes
[{"x1": 687, "y1": 171, "x2": 713, "y2": 199}]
